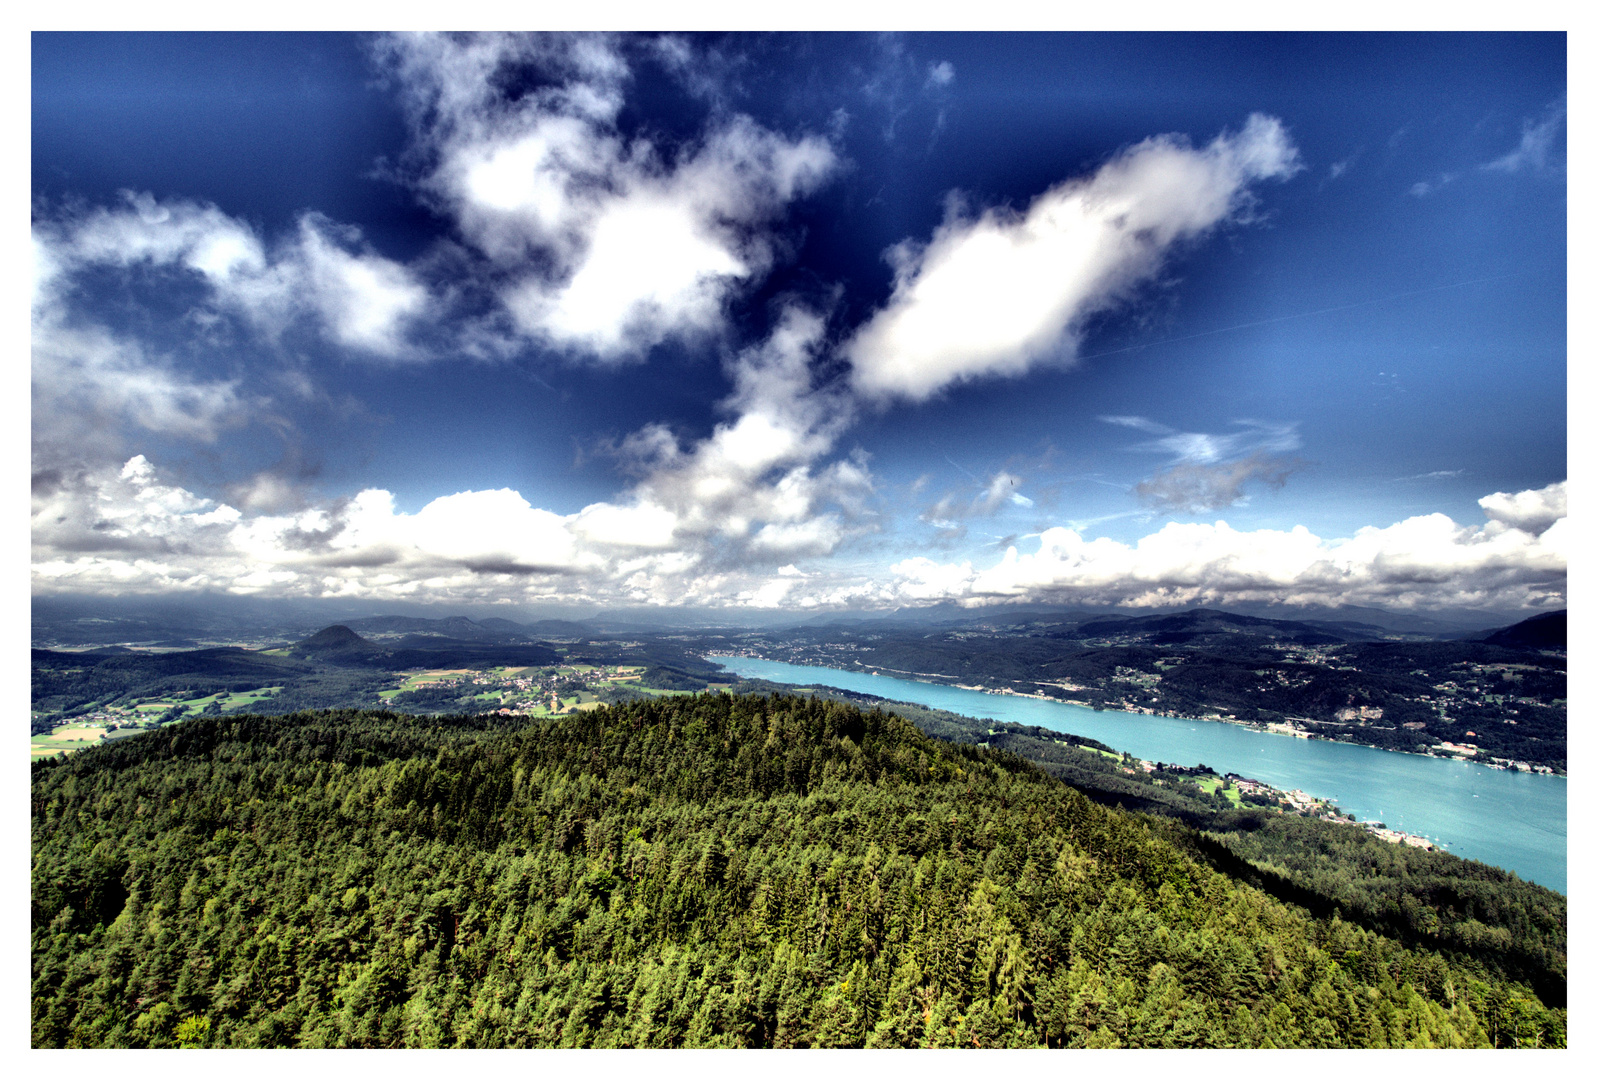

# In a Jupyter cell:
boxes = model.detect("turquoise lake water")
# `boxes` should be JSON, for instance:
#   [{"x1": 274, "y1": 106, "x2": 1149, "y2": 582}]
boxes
[{"x1": 709, "y1": 656, "x2": 1567, "y2": 894}]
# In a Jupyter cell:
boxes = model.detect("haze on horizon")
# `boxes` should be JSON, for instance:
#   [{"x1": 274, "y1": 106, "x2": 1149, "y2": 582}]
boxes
[{"x1": 31, "y1": 32, "x2": 1567, "y2": 619}]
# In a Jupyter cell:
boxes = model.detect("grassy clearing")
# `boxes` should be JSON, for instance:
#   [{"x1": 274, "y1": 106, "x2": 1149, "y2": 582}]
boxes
[
  {"x1": 218, "y1": 687, "x2": 282, "y2": 709},
  {"x1": 353, "y1": 664, "x2": 707, "y2": 717},
  {"x1": 1195, "y1": 774, "x2": 1243, "y2": 807},
  {"x1": 31, "y1": 723, "x2": 110, "y2": 759},
  {"x1": 121, "y1": 687, "x2": 284, "y2": 714}
]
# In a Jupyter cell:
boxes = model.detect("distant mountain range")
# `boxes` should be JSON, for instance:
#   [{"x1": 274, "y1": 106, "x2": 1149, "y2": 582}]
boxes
[
  {"x1": 32, "y1": 592, "x2": 1551, "y2": 648},
  {"x1": 1040, "y1": 607, "x2": 1566, "y2": 650},
  {"x1": 338, "y1": 615, "x2": 538, "y2": 644},
  {"x1": 1050, "y1": 608, "x2": 1364, "y2": 646}
]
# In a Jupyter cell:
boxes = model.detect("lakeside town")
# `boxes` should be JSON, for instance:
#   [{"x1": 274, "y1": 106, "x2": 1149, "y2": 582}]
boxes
[
  {"x1": 35, "y1": 655, "x2": 1444, "y2": 854},
  {"x1": 703, "y1": 642, "x2": 1561, "y2": 776}
]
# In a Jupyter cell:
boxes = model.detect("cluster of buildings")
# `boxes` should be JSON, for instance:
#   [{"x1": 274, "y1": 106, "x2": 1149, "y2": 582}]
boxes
[{"x1": 1223, "y1": 771, "x2": 1437, "y2": 850}]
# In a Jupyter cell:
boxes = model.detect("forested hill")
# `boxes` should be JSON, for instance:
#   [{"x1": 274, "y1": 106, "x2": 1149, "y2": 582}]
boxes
[{"x1": 32, "y1": 695, "x2": 1563, "y2": 1048}]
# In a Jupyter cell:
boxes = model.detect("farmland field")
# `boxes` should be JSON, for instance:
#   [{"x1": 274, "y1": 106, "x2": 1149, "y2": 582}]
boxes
[{"x1": 31, "y1": 723, "x2": 110, "y2": 759}]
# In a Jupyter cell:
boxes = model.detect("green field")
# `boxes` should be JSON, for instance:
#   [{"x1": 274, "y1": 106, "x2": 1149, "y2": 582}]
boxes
[
  {"x1": 29, "y1": 687, "x2": 285, "y2": 761},
  {"x1": 126, "y1": 687, "x2": 285, "y2": 713},
  {"x1": 1195, "y1": 774, "x2": 1243, "y2": 807},
  {"x1": 30, "y1": 723, "x2": 110, "y2": 759}
]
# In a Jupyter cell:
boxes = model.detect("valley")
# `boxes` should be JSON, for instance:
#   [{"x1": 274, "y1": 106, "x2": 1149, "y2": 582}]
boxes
[{"x1": 30, "y1": 603, "x2": 1570, "y2": 1047}]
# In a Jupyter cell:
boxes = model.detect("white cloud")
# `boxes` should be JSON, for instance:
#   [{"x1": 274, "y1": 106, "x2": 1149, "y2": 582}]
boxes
[
  {"x1": 32, "y1": 322, "x2": 246, "y2": 452},
  {"x1": 34, "y1": 459, "x2": 601, "y2": 601},
  {"x1": 35, "y1": 193, "x2": 432, "y2": 370},
  {"x1": 976, "y1": 471, "x2": 1031, "y2": 512},
  {"x1": 30, "y1": 299, "x2": 252, "y2": 476},
  {"x1": 742, "y1": 577, "x2": 798, "y2": 608},
  {"x1": 590, "y1": 305, "x2": 870, "y2": 563},
  {"x1": 1484, "y1": 102, "x2": 1565, "y2": 175},
  {"x1": 926, "y1": 61, "x2": 955, "y2": 88},
  {"x1": 33, "y1": 307, "x2": 877, "y2": 608},
  {"x1": 1479, "y1": 481, "x2": 1564, "y2": 535},
  {"x1": 571, "y1": 501, "x2": 679, "y2": 549},
  {"x1": 34, "y1": 457, "x2": 1561, "y2": 616},
  {"x1": 32, "y1": 194, "x2": 437, "y2": 474},
  {"x1": 1103, "y1": 415, "x2": 1300, "y2": 465},
  {"x1": 40, "y1": 192, "x2": 274, "y2": 304},
  {"x1": 844, "y1": 114, "x2": 1301, "y2": 401},
  {"x1": 294, "y1": 217, "x2": 431, "y2": 357},
  {"x1": 1408, "y1": 173, "x2": 1456, "y2": 198},
  {"x1": 885, "y1": 485, "x2": 1567, "y2": 612},
  {"x1": 381, "y1": 32, "x2": 837, "y2": 361},
  {"x1": 892, "y1": 555, "x2": 978, "y2": 601}
]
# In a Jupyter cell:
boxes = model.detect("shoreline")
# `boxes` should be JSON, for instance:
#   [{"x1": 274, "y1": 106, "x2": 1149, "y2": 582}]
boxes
[
  {"x1": 705, "y1": 652, "x2": 1455, "y2": 853},
  {"x1": 704, "y1": 652, "x2": 1567, "y2": 780}
]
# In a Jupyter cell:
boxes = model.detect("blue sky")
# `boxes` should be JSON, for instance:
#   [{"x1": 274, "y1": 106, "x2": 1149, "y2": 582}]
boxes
[{"x1": 31, "y1": 32, "x2": 1567, "y2": 615}]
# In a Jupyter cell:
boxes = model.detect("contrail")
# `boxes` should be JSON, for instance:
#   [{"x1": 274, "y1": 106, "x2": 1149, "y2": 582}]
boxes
[
  {"x1": 1076, "y1": 272, "x2": 1529, "y2": 362},
  {"x1": 943, "y1": 454, "x2": 981, "y2": 481}
]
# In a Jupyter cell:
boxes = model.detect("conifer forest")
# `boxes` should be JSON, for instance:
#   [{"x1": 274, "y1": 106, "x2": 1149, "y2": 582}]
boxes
[{"x1": 31, "y1": 693, "x2": 1565, "y2": 1048}]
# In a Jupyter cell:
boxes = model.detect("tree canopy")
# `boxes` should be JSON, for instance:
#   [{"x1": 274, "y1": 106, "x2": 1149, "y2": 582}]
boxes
[{"x1": 32, "y1": 694, "x2": 1564, "y2": 1048}]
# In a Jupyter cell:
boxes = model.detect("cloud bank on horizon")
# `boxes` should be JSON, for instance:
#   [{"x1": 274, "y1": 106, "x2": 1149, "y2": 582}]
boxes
[{"x1": 31, "y1": 32, "x2": 1567, "y2": 616}]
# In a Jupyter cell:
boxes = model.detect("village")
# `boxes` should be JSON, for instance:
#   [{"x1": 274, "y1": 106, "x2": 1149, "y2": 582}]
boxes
[
  {"x1": 381, "y1": 661, "x2": 661, "y2": 716},
  {"x1": 1136, "y1": 760, "x2": 1442, "y2": 851},
  {"x1": 28, "y1": 662, "x2": 688, "y2": 761}
]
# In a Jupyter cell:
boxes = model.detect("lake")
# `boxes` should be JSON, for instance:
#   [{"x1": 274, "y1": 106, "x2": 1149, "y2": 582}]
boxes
[{"x1": 709, "y1": 655, "x2": 1567, "y2": 894}]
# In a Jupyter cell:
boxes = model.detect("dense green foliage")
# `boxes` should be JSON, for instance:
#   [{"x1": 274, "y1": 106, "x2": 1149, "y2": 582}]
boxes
[
  {"x1": 637, "y1": 665, "x2": 713, "y2": 691},
  {"x1": 33, "y1": 694, "x2": 1562, "y2": 1048},
  {"x1": 1201, "y1": 815, "x2": 1565, "y2": 1005},
  {"x1": 32, "y1": 648, "x2": 310, "y2": 730},
  {"x1": 795, "y1": 689, "x2": 1567, "y2": 1007}
]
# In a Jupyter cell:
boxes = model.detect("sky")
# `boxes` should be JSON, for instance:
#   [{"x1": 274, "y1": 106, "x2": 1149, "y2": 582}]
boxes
[{"x1": 29, "y1": 31, "x2": 1568, "y2": 617}]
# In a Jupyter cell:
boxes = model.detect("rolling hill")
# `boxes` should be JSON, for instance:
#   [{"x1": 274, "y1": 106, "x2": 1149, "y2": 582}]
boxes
[{"x1": 31, "y1": 695, "x2": 1563, "y2": 1048}]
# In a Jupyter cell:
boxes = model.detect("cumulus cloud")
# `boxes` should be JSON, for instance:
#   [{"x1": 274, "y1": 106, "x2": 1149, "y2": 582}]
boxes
[
  {"x1": 294, "y1": 217, "x2": 432, "y2": 356},
  {"x1": 44, "y1": 82, "x2": 1543, "y2": 619},
  {"x1": 35, "y1": 193, "x2": 429, "y2": 359},
  {"x1": 32, "y1": 193, "x2": 437, "y2": 485},
  {"x1": 33, "y1": 307, "x2": 878, "y2": 608},
  {"x1": 1479, "y1": 481, "x2": 1564, "y2": 535},
  {"x1": 583, "y1": 305, "x2": 870, "y2": 566},
  {"x1": 29, "y1": 452, "x2": 860, "y2": 608},
  {"x1": 33, "y1": 457, "x2": 595, "y2": 601},
  {"x1": 1408, "y1": 174, "x2": 1456, "y2": 198},
  {"x1": 844, "y1": 114, "x2": 1301, "y2": 401},
  {"x1": 379, "y1": 32, "x2": 837, "y2": 361},
  {"x1": 887, "y1": 485, "x2": 1566, "y2": 612},
  {"x1": 32, "y1": 320, "x2": 248, "y2": 467},
  {"x1": 34, "y1": 451, "x2": 1564, "y2": 616}
]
